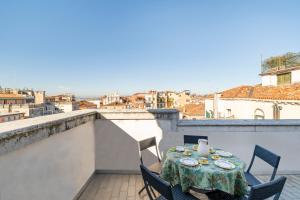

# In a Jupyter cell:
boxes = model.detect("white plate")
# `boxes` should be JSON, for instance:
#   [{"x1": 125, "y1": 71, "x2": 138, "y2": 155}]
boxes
[
  {"x1": 180, "y1": 158, "x2": 198, "y2": 167},
  {"x1": 176, "y1": 146, "x2": 185, "y2": 152},
  {"x1": 216, "y1": 150, "x2": 233, "y2": 157},
  {"x1": 214, "y1": 160, "x2": 235, "y2": 169}
]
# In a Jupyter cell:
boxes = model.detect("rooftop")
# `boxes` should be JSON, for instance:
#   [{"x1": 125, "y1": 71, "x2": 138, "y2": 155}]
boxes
[
  {"x1": 0, "y1": 109, "x2": 299, "y2": 200},
  {"x1": 212, "y1": 83, "x2": 300, "y2": 101},
  {"x1": 182, "y1": 103, "x2": 205, "y2": 116},
  {"x1": 0, "y1": 93, "x2": 25, "y2": 99},
  {"x1": 78, "y1": 174, "x2": 300, "y2": 200}
]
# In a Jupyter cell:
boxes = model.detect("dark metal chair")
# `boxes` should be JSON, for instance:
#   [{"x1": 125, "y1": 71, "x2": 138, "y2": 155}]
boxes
[
  {"x1": 140, "y1": 164, "x2": 199, "y2": 200},
  {"x1": 245, "y1": 145, "x2": 281, "y2": 186},
  {"x1": 184, "y1": 135, "x2": 208, "y2": 144},
  {"x1": 206, "y1": 176, "x2": 287, "y2": 200},
  {"x1": 138, "y1": 137, "x2": 162, "y2": 195}
]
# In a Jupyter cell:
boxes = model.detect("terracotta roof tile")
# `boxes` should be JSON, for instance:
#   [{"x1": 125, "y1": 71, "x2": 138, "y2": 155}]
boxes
[
  {"x1": 0, "y1": 94, "x2": 25, "y2": 99},
  {"x1": 220, "y1": 83, "x2": 300, "y2": 100},
  {"x1": 183, "y1": 103, "x2": 205, "y2": 116},
  {"x1": 79, "y1": 101, "x2": 97, "y2": 109}
]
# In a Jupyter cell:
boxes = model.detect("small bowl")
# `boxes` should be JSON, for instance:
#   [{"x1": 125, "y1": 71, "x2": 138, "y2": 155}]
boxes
[
  {"x1": 211, "y1": 155, "x2": 220, "y2": 160},
  {"x1": 183, "y1": 150, "x2": 192, "y2": 156},
  {"x1": 199, "y1": 159, "x2": 209, "y2": 165}
]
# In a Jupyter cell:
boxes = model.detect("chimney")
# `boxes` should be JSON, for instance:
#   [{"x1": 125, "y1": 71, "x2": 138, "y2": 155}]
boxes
[{"x1": 213, "y1": 93, "x2": 221, "y2": 119}]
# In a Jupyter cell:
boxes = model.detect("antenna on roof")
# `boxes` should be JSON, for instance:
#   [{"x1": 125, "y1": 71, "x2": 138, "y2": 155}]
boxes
[{"x1": 260, "y1": 54, "x2": 263, "y2": 73}]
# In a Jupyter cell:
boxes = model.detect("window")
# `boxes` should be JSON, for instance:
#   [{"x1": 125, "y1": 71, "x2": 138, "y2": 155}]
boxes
[
  {"x1": 277, "y1": 72, "x2": 291, "y2": 85},
  {"x1": 226, "y1": 109, "x2": 231, "y2": 117},
  {"x1": 254, "y1": 108, "x2": 265, "y2": 119}
]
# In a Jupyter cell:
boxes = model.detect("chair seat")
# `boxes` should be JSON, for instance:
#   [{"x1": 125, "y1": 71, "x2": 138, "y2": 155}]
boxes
[
  {"x1": 244, "y1": 172, "x2": 262, "y2": 186},
  {"x1": 149, "y1": 162, "x2": 162, "y2": 174},
  {"x1": 156, "y1": 185, "x2": 199, "y2": 200},
  {"x1": 206, "y1": 190, "x2": 248, "y2": 200}
]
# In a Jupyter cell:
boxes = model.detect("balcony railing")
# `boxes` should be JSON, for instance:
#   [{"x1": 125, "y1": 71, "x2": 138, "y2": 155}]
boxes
[{"x1": 0, "y1": 109, "x2": 300, "y2": 199}]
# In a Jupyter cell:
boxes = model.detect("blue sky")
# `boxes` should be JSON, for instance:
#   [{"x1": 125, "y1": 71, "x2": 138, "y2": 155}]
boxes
[{"x1": 0, "y1": 0, "x2": 299, "y2": 97}]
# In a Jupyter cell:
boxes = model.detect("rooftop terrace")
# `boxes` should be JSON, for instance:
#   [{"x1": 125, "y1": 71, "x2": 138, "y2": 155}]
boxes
[
  {"x1": 0, "y1": 109, "x2": 299, "y2": 200},
  {"x1": 77, "y1": 174, "x2": 300, "y2": 200}
]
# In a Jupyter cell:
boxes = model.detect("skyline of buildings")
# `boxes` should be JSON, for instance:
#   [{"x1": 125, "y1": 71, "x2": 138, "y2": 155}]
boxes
[{"x1": 1, "y1": 52, "x2": 300, "y2": 123}]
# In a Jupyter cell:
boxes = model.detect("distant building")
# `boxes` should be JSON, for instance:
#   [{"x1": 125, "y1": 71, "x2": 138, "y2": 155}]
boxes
[
  {"x1": 0, "y1": 93, "x2": 26, "y2": 104},
  {"x1": 175, "y1": 90, "x2": 191, "y2": 108},
  {"x1": 181, "y1": 103, "x2": 205, "y2": 120},
  {"x1": 0, "y1": 112, "x2": 25, "y2": 123},
  {"x1": 260, "y1": 52, "x2": 300, "y2": 86},
  {"x1": 101, "y1": 93, "x2": 121, "y2": 106},
  {"x1": 157, "y1": 92, "x2": 167, "y2": 108},
  {"x1": 127, "y1": 93, "x2": 146, "y2": 109},
  {"x1": 145, "y1": 90, "x2": 158, "y2": 109},
  {"x1": 79, "y1": 101, "x2": 97, "y2": 110},
  {"x1": 34, "y1": 91, "x2": 46, "y2": 104},
  {"x1": 205, "y1": 53, "x2": 300, "y2": 119},
  {"x1": 205, "y1": 84, "x2": 300, "y2": 119},
  {"x1": 46, "y1": 94, "x2": 79, "y2": 113},
  {"x1": 0, "y1": 89, "x2": 47, "y2": 118},
  {"x1": 87, "y1": 100, "x2": 101, "y2": 108},
  {"x1": 101, "y1": 102, "x2": 127, "y2": 110}
]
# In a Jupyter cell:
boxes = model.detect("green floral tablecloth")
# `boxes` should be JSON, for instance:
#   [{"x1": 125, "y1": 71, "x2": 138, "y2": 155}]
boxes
[{"x1": 160, "y1": 145, "x2": 248, "y2": 196}]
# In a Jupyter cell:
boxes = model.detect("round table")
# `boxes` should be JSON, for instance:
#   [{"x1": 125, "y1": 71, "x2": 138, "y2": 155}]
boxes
[{"x1": 160, "y1": 145, "x2": 248, "y2": 196}]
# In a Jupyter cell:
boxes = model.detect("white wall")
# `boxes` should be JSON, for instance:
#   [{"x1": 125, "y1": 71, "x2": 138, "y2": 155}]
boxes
[
  {"x1": 94, "y1": 112, "x2": 300, "y2": 174},
  {"x1": 54, "y1": 103, "x2": 74, "y2": 112},
  {"x1": 262, "y1": 74, "x2": 277, "y2": 86},
  {"x1": 0, "y1": 121, "x2": 95, "y2": 200},
  {"x1": 205, "y1": 98, "x2": 300, "y2": 119},
  {"x1": 95, "y1": 118, "x2": 170, "y2": 172},
  {"x1": 1, "y1": 109, "x2": 300, "y2": 200},
  {"x1": 292, "y1": 69, "x2": 300, "y2": 84},
  {"x1": 88, "y1": 100, "x2": 101, "y2": 108},
  {"x1": 175, "y1": 123, "x2": 300, "y2": 174}
]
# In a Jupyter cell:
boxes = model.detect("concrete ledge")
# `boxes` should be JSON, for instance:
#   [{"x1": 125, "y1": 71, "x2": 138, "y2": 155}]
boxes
[
  {"x1": 178, "y1": 119, "x2": 300, "y2": 126},
  {"x1": 97, "y1": 109, "x2": 179, "y2": 120},
  {"x1": 0, "y1": 110, "x2": 97, "y2": 155}
]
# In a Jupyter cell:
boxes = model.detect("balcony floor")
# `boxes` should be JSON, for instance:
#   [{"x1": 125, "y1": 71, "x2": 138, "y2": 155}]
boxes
[{"x1": 78, "y1": 174, "x2": 300, "y2": 200}]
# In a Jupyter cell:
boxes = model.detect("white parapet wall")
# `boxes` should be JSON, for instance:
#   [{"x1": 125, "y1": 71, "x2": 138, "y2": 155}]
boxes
[
  {"x1": 95, "y1": 110, "x2": 300, "y2": 174},
  {"x1": 0, "y1": 110, "x2": 96, "y2": 200},
  {"x1": 0, "y1": 109, "x2": 300, "y2": 200}
]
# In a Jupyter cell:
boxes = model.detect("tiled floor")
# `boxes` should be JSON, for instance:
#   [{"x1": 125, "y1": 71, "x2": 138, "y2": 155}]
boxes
[{"x1": 78, "y1": 174, "x2": 300, "y2": 200}]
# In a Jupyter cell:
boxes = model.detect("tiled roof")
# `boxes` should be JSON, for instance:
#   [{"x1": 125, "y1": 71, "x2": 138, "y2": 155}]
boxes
[
  {"x1": 79, "y1": 101, "x2": 97, "y2": 109},
  {"x1": 220, "y1": 83, "x2": 300, "y2": 100},
  {"x1": 183, "y1": 103, "x2": 205, "y2": 116},
  {"x1": 105, "y1": 102, "x2": 126, "y2": 106},
  {"x1": 0, "y1": 94, "x2": 25, "y2": 99}
]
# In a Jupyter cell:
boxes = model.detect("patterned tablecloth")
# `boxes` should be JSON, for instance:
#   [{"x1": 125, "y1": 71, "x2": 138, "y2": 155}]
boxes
[{"x1": 160, "y1": 145, "x2": 248, "y2": 196}]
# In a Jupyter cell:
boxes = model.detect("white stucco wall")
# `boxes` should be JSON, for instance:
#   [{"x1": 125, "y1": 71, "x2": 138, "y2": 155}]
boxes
[
  {"x1": 292, "y1": 69, "x2": 300, "y2": 84},
  {"x1": 205, "y1": 99, "x2": 300, "y2": 119},
  {"x1": 261, "y1": 75, "x2": 277, "y2": 86},
  {"x1": 0, "y1": 121, "x2": 95, "y2": 200},
  {"x1": 94, "y1": 111, "x2": 300, "y2": 174},
  {"x1": 175, "y1": 122, "x2": 300, "y2": 174},
  {"x1": 87, "y1": 100, "x2": 101, "y2": 108},
  {"x1": 1, "y1": 109, "x2": 300, "y2": 200},
  {"x1": 95, "y1": 118, "x2": 170, "y2": 172}
]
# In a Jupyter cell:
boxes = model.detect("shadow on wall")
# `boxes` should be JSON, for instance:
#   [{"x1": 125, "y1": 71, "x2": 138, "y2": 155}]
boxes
[{"x1": 95, "y1": 110, "x2": 177, "y2": 173}]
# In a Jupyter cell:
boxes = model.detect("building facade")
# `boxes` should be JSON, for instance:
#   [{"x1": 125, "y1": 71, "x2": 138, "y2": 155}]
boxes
[
  {"x1": 205, "y1": 53, "x2": 300, "y2": 120},
  {"x1": 0, "y1": 112, "x2": 25, "y2": 123}
]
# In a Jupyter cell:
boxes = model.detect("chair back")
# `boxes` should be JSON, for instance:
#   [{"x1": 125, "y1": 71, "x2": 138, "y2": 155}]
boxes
[
  {"x1": 247, "y1": 145, "x2": 281, "y2": 180},
  {"x1": 138, "y1": 137, "x2": 161, "y2": 164},
  {"x1": 140, "y1": 164, "x2": 173, "y2": 200},
  {"x1": 184, "y1": 135, "x2": 208, "y2": 144},
  {"x1": 247, "y1": 176, "x2": 286, "y2": 200}
]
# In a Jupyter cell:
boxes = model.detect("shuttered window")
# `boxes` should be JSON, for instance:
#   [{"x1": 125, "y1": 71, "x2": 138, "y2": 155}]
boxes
[{"x1": 277, "y1": 72, "x2": 291, "y2": 85}]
